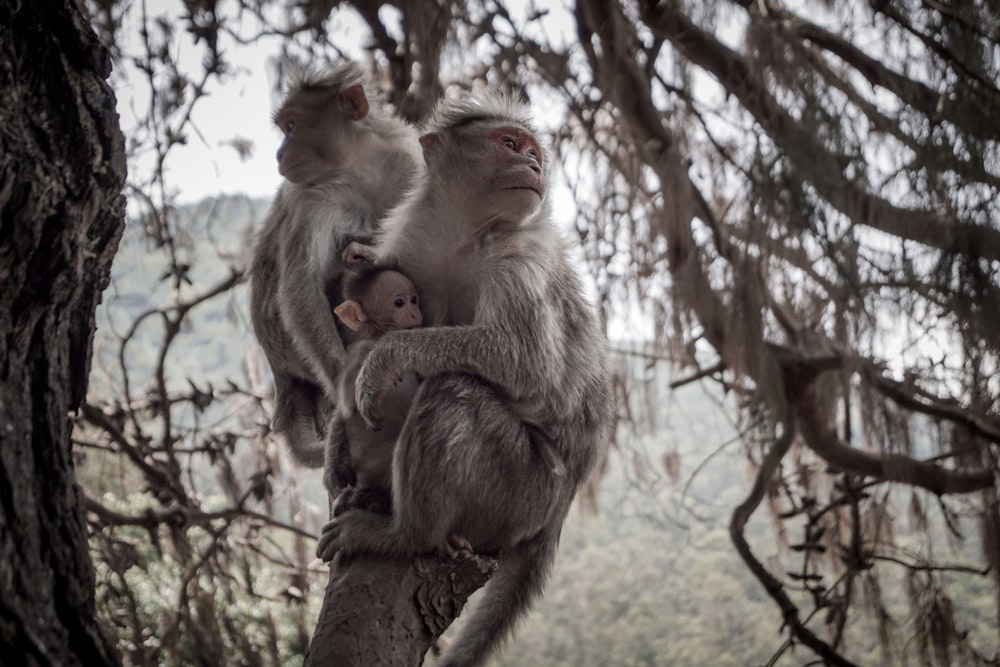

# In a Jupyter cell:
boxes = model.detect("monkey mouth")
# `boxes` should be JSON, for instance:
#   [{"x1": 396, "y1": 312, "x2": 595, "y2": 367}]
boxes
[{"x1": 506, "y1": 186, "x2": 542, "y2": 196}]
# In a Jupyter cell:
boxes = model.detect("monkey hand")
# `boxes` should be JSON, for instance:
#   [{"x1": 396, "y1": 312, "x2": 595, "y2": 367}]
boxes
[
  {"x1": 316, "y1": 510, "x2": 361, "y2": 561},
  {"x1": 315, "y1": 519, "x2": 341, "y2": 562},
  {"x1": 341, "y1": 241, "x2": 376, "y2": 265},
  {"x1": 355, "y1": 342, "x2": 402, "y2": 430},
  {"x1": 317, "y1": 508, "x2": 394, "y2": 560}
]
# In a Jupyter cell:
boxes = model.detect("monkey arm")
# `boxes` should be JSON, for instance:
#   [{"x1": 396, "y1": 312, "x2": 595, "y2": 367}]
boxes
[
  {"x1": 337, "y1": 340, "x2": 375, "y2": 416},
  {"x1": 354, "y1": 317, "x2": 557, "y2": 430},
  {"x1": 249, "y1": 235, "x2": 316, "y2": 382},
  {"x1": 277, "y1": 254, "x2": 348, "y2": 398}
]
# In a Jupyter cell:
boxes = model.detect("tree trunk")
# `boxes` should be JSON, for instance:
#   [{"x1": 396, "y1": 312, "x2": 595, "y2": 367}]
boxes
[
  {"x1": 0, "y1": 1, "x2": 126, "y2": 664},
  {"x1": 306, "y1": 551, "x2": 496, "y2": 666}
]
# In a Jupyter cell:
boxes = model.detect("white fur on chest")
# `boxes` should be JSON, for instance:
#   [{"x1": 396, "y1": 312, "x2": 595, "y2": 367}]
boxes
[{"x1": 301, "y1": 195, "x2": 376, "y2": 278}]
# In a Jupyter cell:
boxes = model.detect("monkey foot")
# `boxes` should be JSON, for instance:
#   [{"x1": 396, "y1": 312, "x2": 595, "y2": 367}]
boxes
[
  {"x1": 353, "y1": 486, "x2": 392, "y2": 515},
  {"x1": 332, "y1": 486, "x2": 391, "y2": 517},
  {"x1": 445, "y1": 534, "x2": 473, "y2": 557}
]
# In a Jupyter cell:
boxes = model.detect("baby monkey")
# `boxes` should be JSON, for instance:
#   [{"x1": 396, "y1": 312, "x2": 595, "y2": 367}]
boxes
[{"x1": 329, "y1": 264, "x2": 423, "y2": 516}]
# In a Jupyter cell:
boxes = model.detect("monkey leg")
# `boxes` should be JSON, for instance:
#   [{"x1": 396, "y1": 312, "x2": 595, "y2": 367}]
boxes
[
  {"x1": 325, "y1": 414, "x2": 354, "y2": 495},
  {"x1": 322, "y1": 373, "x2": 559, "y2": 559}
]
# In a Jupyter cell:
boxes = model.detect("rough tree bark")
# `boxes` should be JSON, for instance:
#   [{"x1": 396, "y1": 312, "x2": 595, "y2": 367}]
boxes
[
  {"x1": 306, "y1": 552, "x2": 496, "y2": 666},
  {"x1": 0, "y1": 0, "x2": 126, "y2": 664}
]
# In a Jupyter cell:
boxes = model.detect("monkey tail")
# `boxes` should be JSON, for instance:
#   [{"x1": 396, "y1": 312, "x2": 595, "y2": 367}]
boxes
[
  {"x1": 271, "y1": 375, "x2": 327, "y2": 468},
  {"x1": 438, "y1": 530, "x2": 558, "y2": 667}
]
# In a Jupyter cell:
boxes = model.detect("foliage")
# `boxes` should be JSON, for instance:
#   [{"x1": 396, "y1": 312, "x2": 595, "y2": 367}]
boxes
[
  {"x1": 75, "y1": 191, "x2": 328, "y2": 665},
  {"x1": 89, "y1": 493, "x2": 320, "y2": 667},
  {"x1": 76, "y1": 1, "x2": 1000, "y2": 665}
]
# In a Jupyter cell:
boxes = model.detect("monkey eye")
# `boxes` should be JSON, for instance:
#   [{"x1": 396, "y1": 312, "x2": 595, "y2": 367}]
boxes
[
  {"x1": 527, "y1": 148, "x2": 539, "y2": 162},
  {"x1": 501, "y1": 137, "x2": 517, "y2": 151},
  {"x1": 274, "y1": 112, "x2": 295, "y2": 134},
  {"x1": 394, "y1": 298, "x2": 406, "y2": 308},
  {"x1": 410, "y1": 296, "x2": 418, "y2": 305}
]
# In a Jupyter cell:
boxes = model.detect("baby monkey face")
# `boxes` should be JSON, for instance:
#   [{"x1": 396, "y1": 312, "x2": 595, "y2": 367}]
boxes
[{"x1": 367, "y1": 271, "x2": 422, "y2": 330}]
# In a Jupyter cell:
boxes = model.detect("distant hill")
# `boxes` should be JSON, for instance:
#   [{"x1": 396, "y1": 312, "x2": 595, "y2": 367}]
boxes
[{"x1": 89, "y1": 194, "x2": 269, "y2": 400}]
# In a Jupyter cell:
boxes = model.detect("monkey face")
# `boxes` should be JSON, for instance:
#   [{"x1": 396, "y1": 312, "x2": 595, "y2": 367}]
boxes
[
  {"x1": 487, "y1": 126, "x2": 546, "y2": 213},
  {"x1": 273, "y1": 84, "x2": 370, "y2": 185},
  {"x1": 368, "y1": 271, "x2": 422, "y2": 330},
  {"x1": 422, "y1": 122, "x2": 548, "y2": 223}
]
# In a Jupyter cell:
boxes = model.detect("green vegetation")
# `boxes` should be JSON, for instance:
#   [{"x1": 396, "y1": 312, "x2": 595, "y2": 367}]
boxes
[{"x1": 90, "y1": 494, "x2": 320, "y2": 667}]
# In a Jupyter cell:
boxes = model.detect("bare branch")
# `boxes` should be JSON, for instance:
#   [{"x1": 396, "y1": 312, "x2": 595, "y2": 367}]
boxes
[
  {"x1": 641, "y1": 2, "x2": 1000, "y2": 262},
  {"x1": 729, "y1": 414, "x2": 858, "y2": 667},
  {"x1": 795, "y1": 387, "x2": 994, "y2": 495}
]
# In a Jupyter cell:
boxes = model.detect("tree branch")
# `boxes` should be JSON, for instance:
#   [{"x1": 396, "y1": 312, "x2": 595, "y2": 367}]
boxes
[
  {"x1": 868, "y1": 369, "x2": 1000, "y2": 446},
  {"x1": 640, "y1": 1, "x2": 1000, "y2": 262},
  {"x1": 729, "y1": 415, "x2": 859, "y2": 667},
  {"x1": 795, "y1": 387, "x2": 994, "y2": 495},
  {"x1": 729, "y1": 2, "x2": 1000, "y2": 143},
  {"x1": 305, "y1": 551, "x2": 496, "y2": 666}
]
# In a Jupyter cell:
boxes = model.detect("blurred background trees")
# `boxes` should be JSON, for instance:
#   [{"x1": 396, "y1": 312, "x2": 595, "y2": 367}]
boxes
[{"x1": 69, "y1": 0, "x2": 1000, "y2": 665}]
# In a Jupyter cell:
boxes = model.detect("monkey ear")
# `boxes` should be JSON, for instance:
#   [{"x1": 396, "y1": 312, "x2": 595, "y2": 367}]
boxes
[
  {"x1": 334, "y1": 300, "x2": 367, "y2": 330},
  {"x1": 340, "y1": 84, "x2": 369, "y2": 121}
]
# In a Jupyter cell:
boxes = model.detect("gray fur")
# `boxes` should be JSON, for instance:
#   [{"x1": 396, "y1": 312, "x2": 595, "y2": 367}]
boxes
[{"x1": 321, "y1": 91, "x2": 614, "y2": 667}]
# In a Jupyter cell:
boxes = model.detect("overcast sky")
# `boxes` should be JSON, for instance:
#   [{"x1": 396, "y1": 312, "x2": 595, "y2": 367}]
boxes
[
  {"x1": 114, "y1": 2, "x2": 575, "y2": 207},
  {"x1": 114, "y1": 6, "x2": 383, "y2": 206}
]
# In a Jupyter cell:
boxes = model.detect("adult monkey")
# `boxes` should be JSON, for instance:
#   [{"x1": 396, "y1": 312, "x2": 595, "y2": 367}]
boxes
[
  {"x1": 321, "y1": 91, "x2": 614, "y2": 667},
  {"x1": 248, "y1": 62, "x2": 422, "y2": 485}
]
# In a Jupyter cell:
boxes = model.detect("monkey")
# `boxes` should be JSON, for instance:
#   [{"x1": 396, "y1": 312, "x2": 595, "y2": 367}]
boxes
[
  {"x1": 247, "y1": 61, "x2": 423, "y2": 481},
  {"x1": 328, "y1": 264, "x2": 423, "y2": 516},
  {"x1": 319, "y1": 90, "x2": 615, "y2": 667}
]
